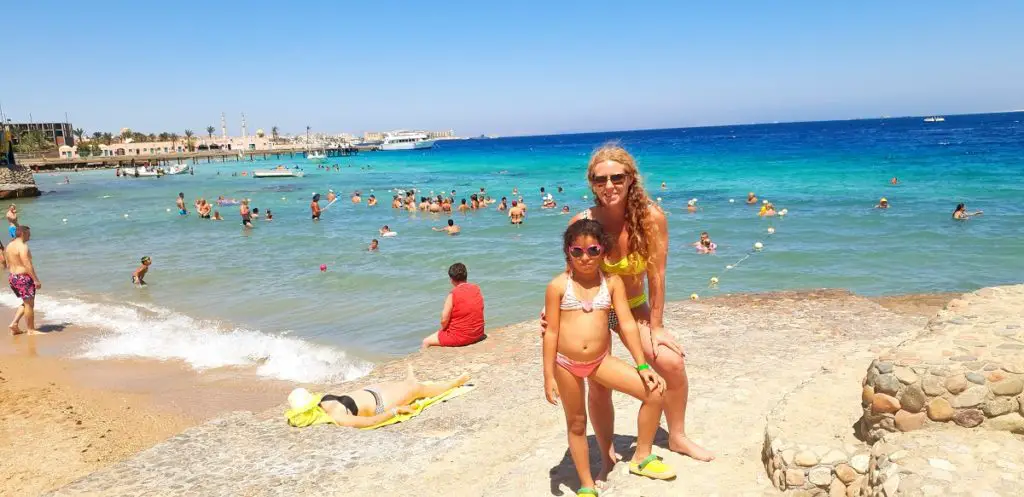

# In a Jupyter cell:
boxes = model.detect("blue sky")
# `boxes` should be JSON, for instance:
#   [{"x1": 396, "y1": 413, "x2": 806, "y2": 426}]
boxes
[{"x1": 2, "y1": 1, "x2": 1022, "y2": 136}]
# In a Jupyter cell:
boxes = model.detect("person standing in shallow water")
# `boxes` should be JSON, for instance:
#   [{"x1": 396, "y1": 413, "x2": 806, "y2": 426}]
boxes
[
  {"x1": 311, "y1": 194, "x2": 322, "y2": 221},
  {"x1": 176, "y1": 193, "x2": 187, "y2": 216},
  {"x1": 543, "y1": 144, "x2": 714, "y2": 474},
  {"x1": 6, "y1": 226, "x2": 41, "y2": 335},
  {"x1": 6, "y1": 204, "x2": 18, "y2": 239}
]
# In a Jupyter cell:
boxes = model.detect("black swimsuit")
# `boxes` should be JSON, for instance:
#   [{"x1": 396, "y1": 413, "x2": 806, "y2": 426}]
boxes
[{"x1": 321, "y1": 394, "x2": 358, "y2": 416}]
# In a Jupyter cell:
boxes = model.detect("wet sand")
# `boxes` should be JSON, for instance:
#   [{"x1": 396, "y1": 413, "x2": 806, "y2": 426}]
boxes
[{"x1": 0, "y1": 308, "x2": 298, "y2": 496}]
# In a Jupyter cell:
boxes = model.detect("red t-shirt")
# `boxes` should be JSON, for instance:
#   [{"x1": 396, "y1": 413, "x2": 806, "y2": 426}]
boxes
[{"x1": 440, "y1": 283, "x2": 485, "y2": 346}]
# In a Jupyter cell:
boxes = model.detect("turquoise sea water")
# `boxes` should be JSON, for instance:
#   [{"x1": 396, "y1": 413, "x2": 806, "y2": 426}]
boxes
[{"x1": 7, "y1": 112, "x2": 1024, "y2": 382}]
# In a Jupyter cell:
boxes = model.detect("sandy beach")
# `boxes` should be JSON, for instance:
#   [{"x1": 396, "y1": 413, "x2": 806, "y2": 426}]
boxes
[
  {"x1": 2, "y1": 289, "x2": 962, "y2": 496},
  {"x1": 0, "y1": 308, "x2": 298, "y2": 496}
]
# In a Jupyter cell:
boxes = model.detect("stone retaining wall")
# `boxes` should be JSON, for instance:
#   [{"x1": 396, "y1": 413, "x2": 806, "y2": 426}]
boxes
[
  {"x1": 763, "y1": 426, "x2": 870, "y2": 496},
  {"x1": 765, "y1": 285, "x2": 1024, "y2": 496},
  {"x1": 859, "y1": 358, "x2": 1024, "y2": 442},
  {"x1": 0, "y1": 165, "x2": 41, "y2": 198}
]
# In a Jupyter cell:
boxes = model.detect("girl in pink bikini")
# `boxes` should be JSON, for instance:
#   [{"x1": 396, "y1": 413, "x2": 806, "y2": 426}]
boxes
[{"x1": 542, "y1": 219, "x2": 674, "y2": 496}]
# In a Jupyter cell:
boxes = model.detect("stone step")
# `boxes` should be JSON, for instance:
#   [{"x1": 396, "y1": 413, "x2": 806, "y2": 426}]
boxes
[{"x1": 763, "y1": 346, "x2": 895, "y2": 496}]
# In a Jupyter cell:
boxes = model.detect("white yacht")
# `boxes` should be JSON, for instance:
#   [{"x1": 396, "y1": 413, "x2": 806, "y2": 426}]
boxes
[
  {"x1": 379, "y1": 132, "x2": 435, "y2": 151},
  {"x1": 923, "y1": 116, "x2": 946, "y2": 123}
]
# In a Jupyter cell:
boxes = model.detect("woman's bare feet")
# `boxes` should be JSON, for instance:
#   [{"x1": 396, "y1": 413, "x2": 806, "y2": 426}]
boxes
[
  {"x1": 9, "y1": 324, "x2": 23, "y2": 335},
  {"x1": 669, "y1": 435, "x2": 714, "y2": 461},
  {"x1": 594, "y1": 450, "x2": 621, "y2": 486}
]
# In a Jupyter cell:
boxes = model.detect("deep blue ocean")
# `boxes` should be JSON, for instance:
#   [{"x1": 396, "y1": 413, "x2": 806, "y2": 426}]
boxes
[{"x1": 8, "y1": 112, "x2": 1023, "y2": 383}]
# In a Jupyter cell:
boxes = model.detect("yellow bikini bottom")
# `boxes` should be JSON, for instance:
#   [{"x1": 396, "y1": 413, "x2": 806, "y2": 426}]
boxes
[{"x1": 627, "y1": 294, "x2": 648, "y2": 309}]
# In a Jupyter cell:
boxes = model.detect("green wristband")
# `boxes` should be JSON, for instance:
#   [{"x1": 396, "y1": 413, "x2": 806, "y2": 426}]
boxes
[{"x1": 636, "y1": 363, "x2": 650, "y2": 371}]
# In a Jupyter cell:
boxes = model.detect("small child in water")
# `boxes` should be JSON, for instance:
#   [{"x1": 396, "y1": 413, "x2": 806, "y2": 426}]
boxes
[
  {"x1": 133, "y1": 256, "x2": 152, "y2": 286},
  {"x1": 543, "y1": 219, "x2": 674, "y2": 495},
  {"x1": 266, "y1": 210, "x2": 273, "y2": 221}
]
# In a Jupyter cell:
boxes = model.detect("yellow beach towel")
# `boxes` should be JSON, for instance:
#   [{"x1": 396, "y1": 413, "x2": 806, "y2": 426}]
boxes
[{"x1": 361, "y1": 384, "x2": 475, "y2": 430}]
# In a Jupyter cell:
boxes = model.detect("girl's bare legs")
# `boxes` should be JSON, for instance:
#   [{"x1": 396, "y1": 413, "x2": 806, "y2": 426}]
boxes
[
  {"x1": 553, "y1": 364, "x2": 595, "y2": 490},
  {"x1": 590, "y1": 355, "x2": 664, "y2": 464},
  {"x1": 587, "y1": 382, "x2": 617, "y2": 481}
]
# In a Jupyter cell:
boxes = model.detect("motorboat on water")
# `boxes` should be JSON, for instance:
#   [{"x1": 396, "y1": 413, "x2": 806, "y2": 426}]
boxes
[
  {"x1": 379, "y1": 132, "x2": 435, "y2": 151},
  {"x1": 122, "y1": 164, "x2": 189, "y2": 177},
  {"x1": 923, "y1": 116, "x2": 946, "y2": 122},
  {"x1": 306, "y1": 149, "x2": 327, "y2": 161},
  {"x1": 253, "y1": 165, "x2": 305, "y2": 178}
]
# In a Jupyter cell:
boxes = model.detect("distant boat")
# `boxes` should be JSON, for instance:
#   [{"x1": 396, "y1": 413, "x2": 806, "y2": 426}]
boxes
[
  {"x1": 380, "y1": 132, "x2": 435, "y2": 151},
  {"x1": 254, "y1": 166, "x2": 304, "y2": 178},
  {"x1": 306, "y1": 149, "x2": 326, "y2": 161},
  {"x1": 923, "y1": 116, "x2": 946, "y2": 122}
]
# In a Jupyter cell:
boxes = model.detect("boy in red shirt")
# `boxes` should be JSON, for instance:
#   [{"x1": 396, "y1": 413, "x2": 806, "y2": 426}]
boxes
[{"x1": 421, "y1": 263, "x2": 485, "y2": 349}]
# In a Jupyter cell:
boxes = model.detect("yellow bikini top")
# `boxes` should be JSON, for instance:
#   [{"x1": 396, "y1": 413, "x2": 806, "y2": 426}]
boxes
[
  {"x1": 601, "y1": 252, "x2": 647, "y2": 276},
  {"x1": 581, "y1": 209, "x2": 649, "y2": 276}
]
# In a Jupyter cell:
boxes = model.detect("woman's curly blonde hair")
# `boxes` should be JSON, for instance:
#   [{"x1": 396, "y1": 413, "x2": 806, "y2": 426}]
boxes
[{"x1": 586, "y1": 144, "x2": 659, "y2": 261}]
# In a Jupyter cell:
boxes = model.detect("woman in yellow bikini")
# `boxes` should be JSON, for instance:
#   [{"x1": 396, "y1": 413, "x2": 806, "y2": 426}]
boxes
[{"x1": 546, "y1": 144, "x2": 714, "y2": 480}]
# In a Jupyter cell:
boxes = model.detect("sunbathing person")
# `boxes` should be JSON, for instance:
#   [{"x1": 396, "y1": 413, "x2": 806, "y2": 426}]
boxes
[{"x1": 289, "y1": 369, "x2": 470, "y2": 428}]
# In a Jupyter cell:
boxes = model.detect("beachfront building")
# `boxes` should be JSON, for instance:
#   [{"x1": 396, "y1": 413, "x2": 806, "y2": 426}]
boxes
[
  {"x1": 425, "y1": 129, "x2": 457, "y2": 140},
  {"x1": 6, "y1": 121, "x2": 75, "y2": 147},
  {"x1": 61, "y1": 135, "x2": 276, "y2": 158}
]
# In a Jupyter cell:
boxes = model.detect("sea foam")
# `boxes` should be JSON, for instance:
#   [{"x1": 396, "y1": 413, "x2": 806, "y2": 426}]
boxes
[{"x1": 0, "y1": 294, "x2": 372, "y2": 384}]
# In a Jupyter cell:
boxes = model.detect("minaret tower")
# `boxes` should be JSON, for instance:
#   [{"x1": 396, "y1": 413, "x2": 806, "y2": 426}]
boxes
[
  {"x1": 241, "y1": 113, "x2": 248, "y2": 138},
  {"x1": 221, "y1": 112, "x2": 227, "y2": 139}
]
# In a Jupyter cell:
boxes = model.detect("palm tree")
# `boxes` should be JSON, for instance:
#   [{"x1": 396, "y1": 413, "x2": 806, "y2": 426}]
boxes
[
  {"x1": 148, "y1": 133, "x2": 157, "y2": 142},
  {"x1": 101, "y1": 132, "x2": 113, "y2": 145},
  {"x1": 73, "y1": 128, "x2": 84, "y2": 143},
  {"x1": 271, "y1": 126, "x2": 279, "y2": 143},
  {"x1": 92, "y1": 131, "x2": 102, "y2": 141},
  {"x1": 158, "y1": 132, "x2": 170, "y2": 142},
  {"x1": 170, "y1": 133, "x2": 179, "y2": 152},
  {"x1": 206, "y1": 126, "x2": 215, "y2": 138},
  {"x1": 120, "y1": 128, "x2": 133, "y2": 143},
  {"x1": 184, "y1": 129, "x2": 194, "y2": 152}
]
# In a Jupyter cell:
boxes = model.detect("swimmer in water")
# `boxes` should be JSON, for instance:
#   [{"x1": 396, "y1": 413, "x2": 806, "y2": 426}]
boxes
[
  {"x1": 198, "y1": 199, "x2": 212, "y2": 219},
  {"x1": 176, "y1": 192, "x2": 187, "y2": 215},
  {"x1": 327, "y1": 190, "x2": 337, "y2": 204},
  {"x1": 542, "y1": 196, "x2": 557, "y2": 209},
  {"x1": 686, "y1": 199, "x2": 698, "y2": 213},
  {"x1": 391, "y1": 195, "x2": 401, "y2": 209},
  {"x1": 369, "y1": 239, "x2": 379, "y2": 251},
  {"x1": 508, "y1": 200, "x2": 525, "y2": 225},
  {"x1": 661, "y1": 181, "x2": 667, "y2": 190},
  {"x1": 240, "y1": 200, "x2": 253, "y2": 228},
  {"x1": 367, "y1": 195, "x2": 377, "y2": 207},
  {"x1": 692, "y1": 232, "x2": 716, "y2": 254},
  {"x1": 251, "y1": 208, "x2": 260, "y2": 220},
  {"x1": 875, "y1": 198, "x2": 889, "y2": 209},
  {"x1": 311, "y1": 194, "x2": 322, "y2": 221},
  {"x1": 433, "y1": 218, "x2": 461, "y2": 235},
  {"x1": 266, "y1": 209, "x2": 273, "y2": 221},
  {"x1": 746, "y1": 192, "x2": 758, "y2": 205},
  {"x1": 458, "y1": 199, "x2": 470, "y2": 213},
  {"x1": 560, "y1": 205, "x2": 570, "y2": 214},
  {"x1": 497, "y1": 197, "x2": 508, "y2": 212},
  {"x1": 212, "y1": 211, "x2": 223, "y2": 221},
  {"x1": 352, "y1": 191, "x2": 362, "y2": 204},
  {"x1": 379, "y1": 225, "x2": 392, "y2": 236},
  {"x1": 952, "y1": 203, "x2": 982, "y2": 220},
  {"x1": 890, "y1": 177, "x2": 899, "y2": 185},
  {"x1": 761, "y1": 202, "x2": 777, "y2": 217},
  {"x1": 132, "y1": 256, "x2": 152, "y2": 286}
]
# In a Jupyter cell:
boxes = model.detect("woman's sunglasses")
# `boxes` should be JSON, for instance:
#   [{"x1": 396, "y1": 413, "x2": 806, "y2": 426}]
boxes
[
  {"x1": 569, "y1": 245, "x2": 604, "y2": 258},
  {"x1": 590, "y1": 174, "x2": 628, "y2": 186}
]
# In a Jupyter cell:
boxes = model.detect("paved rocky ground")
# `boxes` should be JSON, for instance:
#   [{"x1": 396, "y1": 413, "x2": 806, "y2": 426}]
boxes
[{"x1": 50, "y1": 290, "x2": 938, "y2": 497}]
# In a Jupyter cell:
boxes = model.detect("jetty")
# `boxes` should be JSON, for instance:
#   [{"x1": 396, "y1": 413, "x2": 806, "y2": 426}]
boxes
[{"x1": 19, "y1": 145, "x2": 378, "y2": 172}]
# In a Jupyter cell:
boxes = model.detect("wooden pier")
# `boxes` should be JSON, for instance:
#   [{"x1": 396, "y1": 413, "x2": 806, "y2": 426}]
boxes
[{"x1": 20, "y1": 145, "x2": 376, "y2": 171}]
